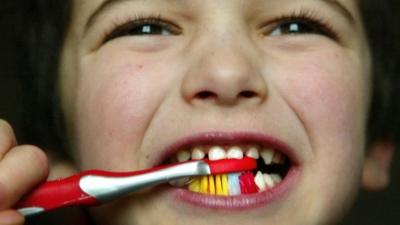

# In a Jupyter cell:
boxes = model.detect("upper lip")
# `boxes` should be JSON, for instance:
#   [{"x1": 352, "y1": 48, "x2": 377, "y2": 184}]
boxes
[{"x1": 153, "y1": 131, "x2": 299, "y2": 166}]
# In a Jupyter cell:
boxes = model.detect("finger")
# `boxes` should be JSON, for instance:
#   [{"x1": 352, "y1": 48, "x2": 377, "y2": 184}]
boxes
[
  {"x1": 0, "y1": 145, "x2": 49, "y2": 209},
  {"x1": 0, "y1": 210, "x2": 24, "y2": 225},
  {"x1": 0, "y1": 120, "x2": 17, "y2": 160}
]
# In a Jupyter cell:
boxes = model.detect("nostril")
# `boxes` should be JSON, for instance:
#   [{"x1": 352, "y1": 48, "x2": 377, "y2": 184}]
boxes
[
  {"x1": 239, "y1": 90, "x2": 257, "y2": 98},
  {"x1": 195, "y1": 91, "x2": 217, "y2": 100}
]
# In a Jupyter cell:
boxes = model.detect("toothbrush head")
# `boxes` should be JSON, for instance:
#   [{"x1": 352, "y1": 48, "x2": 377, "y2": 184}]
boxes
[{"x1": 206, "y1": 157, "x2": 256, "y2": 174}]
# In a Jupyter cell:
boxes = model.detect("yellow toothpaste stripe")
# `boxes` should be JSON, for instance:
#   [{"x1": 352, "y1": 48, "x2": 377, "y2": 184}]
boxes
[
  {"x1": 221, "y1": 174, "x2": 229, "y2": 196},
  {"x1": 201, "y1": 176, "x2": 208, "y2": 193},
  {"x1": 187, "y1": 174, "x2": 228, "y2": 196},
  {"x1": 208, "y1": 175, "x2": 216, "y2": 195},
  {"x1": 215, "y1": 175, "x2": 223, "y2": 195},
  {"x1": 188, "y1": 177, "x2": 201, "y2": 192}
]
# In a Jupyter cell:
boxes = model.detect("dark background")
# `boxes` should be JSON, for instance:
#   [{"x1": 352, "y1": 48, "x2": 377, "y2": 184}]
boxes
[{"x1": 0, "y1": 1, "x2": 399, "y2": 224}]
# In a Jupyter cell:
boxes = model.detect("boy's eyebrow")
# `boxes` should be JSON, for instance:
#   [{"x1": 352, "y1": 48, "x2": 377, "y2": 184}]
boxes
[
  {"x1": 84, "y1": 0, "x2": 184, "y2": 34},
  {"x1": 320, "y1": 0, "x2": 356, "y2": 25},
  {"x1": 85, "y1": 0, "x2": 130, "y2": 33},
  {"x1": 84, "y1": 0, "x2": 355, "y2": 34}
]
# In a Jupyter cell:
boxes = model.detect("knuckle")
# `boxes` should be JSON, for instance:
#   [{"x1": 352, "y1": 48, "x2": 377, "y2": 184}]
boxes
[
  {"x1": 15, "y1": 145, "x2": 49, "y2": 176},
  {"x1": 0, "y1": 120, "x2": 17, "y2": 158},
  {"x1": 0, "y1": 146, "x2": 49, "y2": 208},
  {"x1": 0, "y1": 119, "x2": 12, "y2": 132},
  {"x1": 0, "y1": 120, "x2": 15, "y2": 138}
]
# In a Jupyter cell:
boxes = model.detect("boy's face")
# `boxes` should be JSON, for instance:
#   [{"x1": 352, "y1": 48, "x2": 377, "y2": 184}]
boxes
[{"x1": 60, "y1": 0, "x2": 371, "y2": 224}]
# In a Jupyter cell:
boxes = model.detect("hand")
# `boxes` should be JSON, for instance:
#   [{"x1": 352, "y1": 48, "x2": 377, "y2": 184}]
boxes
[{"x1": 0, "y1": 120, "x2": 49, "y2": 225}]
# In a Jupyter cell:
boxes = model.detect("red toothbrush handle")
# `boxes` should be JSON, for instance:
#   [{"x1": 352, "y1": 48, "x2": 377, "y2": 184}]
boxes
[
  {"x1": 207, "y1": 157, "x2": 256, "y2": 174},
  {"x1": 16, "y1": 168, "x2": 158, "y2": 214},
  {"x1": 16, "y1": 173, "x2": 99, "y2": 213},
  {"x1": 16, "y1": 158, "x2": 257, "y2": 216}
]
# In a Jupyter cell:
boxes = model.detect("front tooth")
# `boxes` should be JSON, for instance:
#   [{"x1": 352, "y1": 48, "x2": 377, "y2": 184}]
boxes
[
  {"x1": 260, "y1": 148, "x2": 274, "y2": 164},
  {"x1": 254, "y1": 171, "x2": 266, "y2": 191},
  {"x1": 177, "y1": 150, "x2": 190, "y2": 162},
  {"x1": 191, "y1": 147, "x2": 205, "y2": 160},
  {"x1": 263, "y1": 173, "x2": 275, "y2": 188},
  {"x1": 208, "y1": 146, "x2": 226, "y2": 160},
  {"x1": 246, "y1": 146, "x2": 259, "y2": 159},
  {"x1": 227, "y1": 146, "x2": 244, "y2": 159}
]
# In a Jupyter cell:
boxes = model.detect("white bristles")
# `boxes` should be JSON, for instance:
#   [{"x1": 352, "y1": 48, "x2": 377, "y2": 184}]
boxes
[{"x1": 228, "y1": 173, "x2": 241, "y2": 195}]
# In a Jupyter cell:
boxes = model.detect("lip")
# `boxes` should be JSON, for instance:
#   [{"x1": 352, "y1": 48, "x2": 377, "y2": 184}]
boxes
[
  {"x1": 153, "y1": 131, "x2": 301, "y2": 210},
  {"x1": 168, "y1": 166, "x2": 299, "y2": 210}
]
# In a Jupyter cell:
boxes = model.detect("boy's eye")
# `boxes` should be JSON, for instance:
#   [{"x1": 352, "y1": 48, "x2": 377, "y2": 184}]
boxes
[
  {"x1": 104, "y1": 17, "x2": 181, "y2": 42},
  {"x1": 131, "y1": 24, "x2": 169, "y2": 35},
  {"x1": 267, "y1": 17, "x2": 337, "y2": 40},
  {"x1": 271, "y1": 21, "x2": 318, "y2": 36}
]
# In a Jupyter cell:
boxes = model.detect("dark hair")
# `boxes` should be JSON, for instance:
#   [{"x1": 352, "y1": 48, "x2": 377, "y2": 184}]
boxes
[
  {"x1": 361, "y1": 0, "x2": 400, "y2": 145},
  {"x1": 15, "y1": 0, "x2": 72, "y2": 157},
  {"x1": 14, "y1": 0, "x2": 400, "y2": 156}
]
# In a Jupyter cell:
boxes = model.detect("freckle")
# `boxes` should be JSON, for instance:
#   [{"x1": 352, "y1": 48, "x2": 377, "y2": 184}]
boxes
[
  {"x1": 145, "y1": 154, "x2": 150, "y2": 159},
  {"x1": 138, "y1": 64, "x2": 143, "y2": 69}
]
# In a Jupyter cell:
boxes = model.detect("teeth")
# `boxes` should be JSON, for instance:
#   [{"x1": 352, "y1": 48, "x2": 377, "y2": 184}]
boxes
[
  {"x1": 270, "y1": 174, "x2": 282, "y2": 184},
  {"x1": 263, "y1": 173, "x2": 275, "y2": 188},
  {"x1": 177, "y1": 150, "x2": 191, "y2": 162},
  {"x1": 191, "y1": 147, "x2": 205, "y2": 160},
  {"x1": 272, "y1": 151, "x2": 284, "y2": 164},
  {"x1": 227, "y1": 146, "x2": 244, "y2": 159},
  {"x1": 245, "y1": 146, "x2": 259, "y2": 159},
  {"x1": 174, "y1": 144, "x2": 286, "y2": 168},
  {"x1": 254, "y1": 171, "x2": 266, "y2": 191},
  {"x1": 174, "y1": 144, "x2": 287, "y2": 195},
  {"x1": 260, "y1": 148, "x2": 274, "y2": 164},
  {"x1": 208, "y1": 146, "x2": 227, "y2": 160}
]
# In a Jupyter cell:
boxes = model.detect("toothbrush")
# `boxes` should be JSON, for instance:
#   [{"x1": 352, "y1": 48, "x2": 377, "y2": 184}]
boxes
[{"x1": 16, "y1": 157, "x2": 256, "y2": 217}]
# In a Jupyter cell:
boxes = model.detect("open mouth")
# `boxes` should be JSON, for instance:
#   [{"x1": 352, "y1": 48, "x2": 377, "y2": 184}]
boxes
[
  {"x1": 159, "y1": 133, "x2": 297, "y2": 201},
  {"x1": 167, "y1": 144, "x2": 290, "y2": 195}
]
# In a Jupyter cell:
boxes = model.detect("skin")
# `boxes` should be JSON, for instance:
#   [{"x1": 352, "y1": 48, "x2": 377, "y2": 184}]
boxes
[{"x1": 0, "y1": 0, "x2": 394, "y2": 225}]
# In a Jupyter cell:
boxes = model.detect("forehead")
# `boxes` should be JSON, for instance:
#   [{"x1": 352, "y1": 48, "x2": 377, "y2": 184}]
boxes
[
  {"x1": 70, "y1": 0, "x2": 359, "y2": 23},
  {"x1": 66, "y1": 0, "x2": 362, "y2": 44}
]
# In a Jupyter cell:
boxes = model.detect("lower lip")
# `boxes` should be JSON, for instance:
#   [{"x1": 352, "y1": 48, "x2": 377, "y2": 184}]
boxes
[{"x1": 165, "y1": 166, "x2": 300, "y2": 211}]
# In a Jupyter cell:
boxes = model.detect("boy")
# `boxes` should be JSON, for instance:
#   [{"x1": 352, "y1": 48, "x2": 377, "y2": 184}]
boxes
[{"x1": 0, "y1": 0, "x2": 398, "y2": 224}]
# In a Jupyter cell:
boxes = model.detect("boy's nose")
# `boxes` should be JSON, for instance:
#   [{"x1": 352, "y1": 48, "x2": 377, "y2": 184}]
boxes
[{"x1": 181, "y1": 40, "x2": 268, "y2": 107}]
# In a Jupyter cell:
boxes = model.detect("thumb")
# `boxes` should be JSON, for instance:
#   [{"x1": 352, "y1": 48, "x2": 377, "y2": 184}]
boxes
[{"x1": 0, "y1": 210, "x2": 24, "y2": 225}]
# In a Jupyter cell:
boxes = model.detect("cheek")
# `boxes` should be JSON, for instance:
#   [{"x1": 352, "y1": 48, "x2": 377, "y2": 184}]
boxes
[
  {"x1": 72, "y1": 50, "x2": 170, "y2": 169},
  {"x1": 283, "y1": 56, "x2": 367, "y2": 172},
  {"x1": 276, "y1": 49, "x2": 369, "y2": 219},
  {"x1": 278, "y1": 49, "x2": 368, "y2": 150}
]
